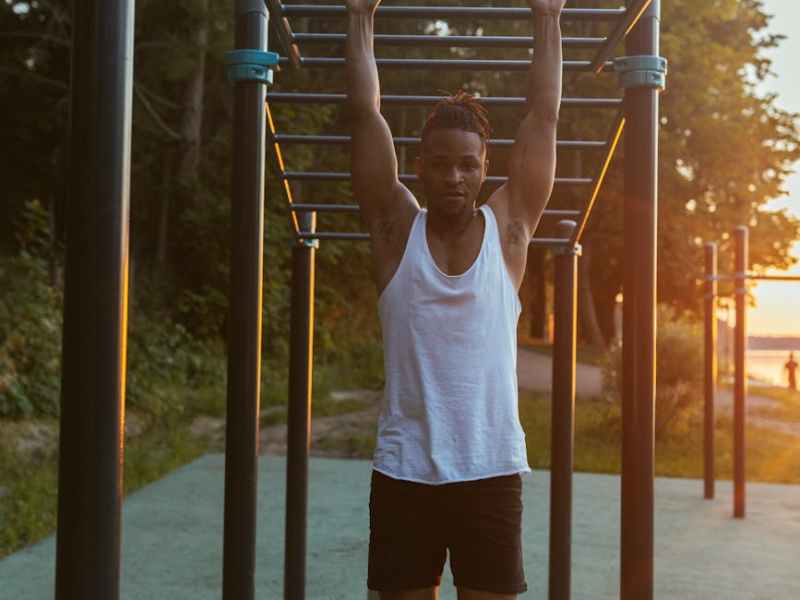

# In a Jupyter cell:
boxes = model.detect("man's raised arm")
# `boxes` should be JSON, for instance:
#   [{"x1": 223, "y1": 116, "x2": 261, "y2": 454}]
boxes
[
  {"x1": 346, "y1": 0, "x2": 417, "y2": 229},
  {"x1": 505, "y1": 0, "x2": 567, "y2": 237}
]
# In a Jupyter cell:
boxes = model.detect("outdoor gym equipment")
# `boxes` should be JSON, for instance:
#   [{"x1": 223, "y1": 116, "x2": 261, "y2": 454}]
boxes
[
  {"x1": 54, "y1": 1, "x2": 665, "y2": 599},
  {"x1": 702, "y1": 227, "x2": 800, "y2": 518}
]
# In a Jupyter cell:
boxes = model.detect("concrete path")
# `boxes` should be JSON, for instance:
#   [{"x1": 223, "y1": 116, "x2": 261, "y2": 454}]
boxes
[
  {"x1": 2, "y1": 454, "x2": 799, "y2": 600},
  {"x1": 517, "y1": 347, "x2": 603, "y2": 398}
]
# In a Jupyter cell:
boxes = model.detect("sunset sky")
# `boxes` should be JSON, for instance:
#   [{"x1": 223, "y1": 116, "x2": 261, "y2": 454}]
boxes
[{"x1": 747, "y1": 0, "x2": 800, "y2": 336}]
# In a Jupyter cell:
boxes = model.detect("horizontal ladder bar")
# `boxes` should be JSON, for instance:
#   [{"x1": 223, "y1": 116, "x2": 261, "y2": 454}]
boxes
[
  {"x1": 278, "y1": 56, "x2": 614, "y2": 72},
  {"x1": 296, "y1": 231, "x2": 574, "y2": 248},
  {"x1": 289, "y1": 203, "x2": 582, "y2": 218},
  {"x1": 709, "y1": 273, "x2": 800, "y2": 283},
  {"x1": 292, "y1": 32, "x2": 607, "y2": 49},
  {"x1": 272, "y1": 133, "x2": 606, "y2": 150},
  {"x1": 283, "y1": 172, "x2": 592, "y2": 185},
  {"x1": 267, "y1": 92, "x2": 622, "y2": 109},
  {"x1": 281, "y1": 5, "x2": 626, "y2": 21}
]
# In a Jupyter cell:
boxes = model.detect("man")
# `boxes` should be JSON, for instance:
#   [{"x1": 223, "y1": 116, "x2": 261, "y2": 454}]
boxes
[
  {"x1": 345, "y1": 0, "x2": 566, "y2": 597},
  {"x1": 785, "y1": 352, "x2": 798, "y2": 391}
]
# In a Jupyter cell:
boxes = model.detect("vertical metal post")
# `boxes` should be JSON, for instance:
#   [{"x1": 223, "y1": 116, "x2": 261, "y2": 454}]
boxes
[
  {"x1": 621, "y1": 1, "x2": 660, "y2": 598},
  {"x1": 549, "y1": 221, "x2": 579, "y2": 600},
  {"x1": 733, "y1": 226, "x2": 748, "y2": 519},
  {"x1": 223, "y1": 2, "x2": 268, "y2": 598},
  {"x1": 55, "y1": 3, "x2": 135, "y2": 599},
  {"x1": 285, "y1": 213, "x2": 317, "y2": 600},
  {"x1": 703, "y1": 243, "x2": 717, "y2": 500}
]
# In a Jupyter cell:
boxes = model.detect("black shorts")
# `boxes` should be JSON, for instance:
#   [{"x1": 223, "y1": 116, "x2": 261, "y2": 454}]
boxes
[{"x1": 367, "y1": 469, "x2": 527, "y2": 594}]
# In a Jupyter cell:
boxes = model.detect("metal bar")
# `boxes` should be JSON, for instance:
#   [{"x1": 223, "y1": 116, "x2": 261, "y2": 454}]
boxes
[
  {"x1": 570, "y1": 112, "x2": 626, "y2": 244},
  {"x1": 265, "y1": 102, "x2": 301, "y2": 234},
  {"x1": 293, "y1": 32, "x2": 607, "y2": 48},
  {"x1": 223, "y1": 2, "x2": 268, "y2": 599},
  {"x1": 748, "y1": 274, "x2": 800, "y2": 282},
  {"x1": 279, "y1": 56, "x2": 613, "y2": 72},
  {"x1": 590, "y1": 0, "x2": 653, "y2": 73},
  {"x1": 266, "y1": 92, "x2": 622, "y2": 109},
  {"x1": 296, "y1": 231, "x2": 571, "y2": 248},
  {"x1": 549, "y1": 221, "x2": 579, "y2": 600},
  {"x1": 703, "y1": 242, "x2": 717, "y2": 501},
  {"x1": 265, "y1": 0, "x2": 302, "y2": 67},
  {"x1": 734, "y1": 225, "x2": 748, "y2": 519},
  {"x1": 289, "y1": 203, "x2": 581, "y2": 218},
  {"x1": 55, "y1": 2, "x2": 134, "y2": 599},
  {"x1": 620, "y1": 1, "x2": 659, "y2": 598},
  {"x1": 271, "y1": 133, "x2": 606, "y2": 150},
  {"x1": 282, "y1": 172, "x2": 592, "y2": 186},
  {"x1": 281, "y1": 5, "x2": 626, "y2": 20},
  {"x1": 285, "y1": 212, "x2": 317, "y2": 600}
]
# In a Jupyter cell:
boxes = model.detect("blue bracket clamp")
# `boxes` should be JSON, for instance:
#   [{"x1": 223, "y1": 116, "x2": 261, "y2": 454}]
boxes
[
  {"x1": 224, "y1": 49, "x2": 280, "y2": 85},
  {"x1": 614, "y1": 55, "x2": 668, "y2": 90}
]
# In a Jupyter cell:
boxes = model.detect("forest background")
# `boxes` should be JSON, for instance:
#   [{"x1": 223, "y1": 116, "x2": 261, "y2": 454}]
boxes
[{"x1": 1, "y1": 0, "x2": 799, "y2": 419}]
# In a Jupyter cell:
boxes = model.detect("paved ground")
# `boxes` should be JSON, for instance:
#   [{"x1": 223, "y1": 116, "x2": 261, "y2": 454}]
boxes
[
  {"x1": 2, "y1": 454, "x2": 799, "y2": 600},
  {"x1": 516, "y1": 347, "x2": 603, "y2": 398}
]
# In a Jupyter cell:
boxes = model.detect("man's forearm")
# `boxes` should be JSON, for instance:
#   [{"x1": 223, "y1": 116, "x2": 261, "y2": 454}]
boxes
[
  {"x1": 527, "y1": 11, "x2": 563, "y2": 124},
  {"x1": 346, "y1": 10, "x2": 381, "y2": 116}
]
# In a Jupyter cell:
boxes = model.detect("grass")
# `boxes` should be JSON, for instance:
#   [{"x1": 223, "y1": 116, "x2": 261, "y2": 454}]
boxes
[
  {"x1": 747, "y1": 385, "x2": 800, "y2": 424},
  {"x1": 0, "y1": 415, "x2": 207, "y2": 560},
  {"x1": 518, "y1": 390, "x2": 800, "y2": 484}
]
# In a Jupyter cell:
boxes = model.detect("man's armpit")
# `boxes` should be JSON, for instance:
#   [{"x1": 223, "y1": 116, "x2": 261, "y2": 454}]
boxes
[{"x1": 505, "y1": 220, "x2": 529, "y2": 249}]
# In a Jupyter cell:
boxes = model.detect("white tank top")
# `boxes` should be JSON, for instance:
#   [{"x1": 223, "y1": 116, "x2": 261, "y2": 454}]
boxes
[{"x1": 373, "y1": 204, "x2": 531, "y2": 484}]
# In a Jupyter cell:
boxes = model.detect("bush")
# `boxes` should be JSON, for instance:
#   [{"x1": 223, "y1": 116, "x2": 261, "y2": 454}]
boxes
[
  {"x1": 601, "y1": 305, "x2": 704, "y2": 439},
  {"x1": 0, "y1": 255, "x2": 62, "y2": 417}
]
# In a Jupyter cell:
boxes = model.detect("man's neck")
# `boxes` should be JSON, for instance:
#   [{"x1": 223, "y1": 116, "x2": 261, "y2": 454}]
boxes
[{"x1": 427, "y1": 205, "x2": 480, "y2": 241}]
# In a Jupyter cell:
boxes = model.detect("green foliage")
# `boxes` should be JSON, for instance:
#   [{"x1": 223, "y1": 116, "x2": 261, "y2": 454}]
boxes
[
  {"x1": 0, "y1": 255, "x2": 62, "y2": 417},
  {"x1": 126, "y1": 307, "x2": 227, "y2": 420},
  {"x1": 601, "y1": 305, "x2": 704, "y2": 439}
]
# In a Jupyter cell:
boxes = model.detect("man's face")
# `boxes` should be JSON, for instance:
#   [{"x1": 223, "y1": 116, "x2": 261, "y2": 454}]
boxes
[{"x1": 415, "y1": 128, "x2": 488, "y2": 218}]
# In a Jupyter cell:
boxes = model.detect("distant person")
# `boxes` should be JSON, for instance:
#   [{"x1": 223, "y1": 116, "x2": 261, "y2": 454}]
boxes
[{"x1": 785, "y1": 352, "x2": 798, "y2": 391}]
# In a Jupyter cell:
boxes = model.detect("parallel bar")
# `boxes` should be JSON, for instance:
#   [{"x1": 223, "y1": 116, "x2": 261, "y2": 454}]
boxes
[
  {"x1": 223, "y1": 2, "x2": 268, "y2": 599},
  {"x1": 296, "y1": 231, "x2": 571, "y2": 248},
  {"x1": 281, "y1": 5, "x2": 626, "y2": 20},
  {"x1": 570, "y1": 112, "x2": 626, "y2": 244},
  {"x1": 293, "y1": 32, "x2": 607, "y2": 48},
  {"x1": 265, "y1": 102, "x2": 301, "y2": 234},
  {"x1": 282, "y1": 172, "x2": 593, "y2": 186},
  {"x1": 284, "y1": 212, "x2": 317, "y2": 600},
  {"x1": 55, "y1": 2, "x2": 135, "y2": 599},
  {"x1": 267, "y1": 92, "x2": 622, "y2": 109},
  {"x1": 590, "y1": 0, "x2": 653, "y2": 73},
  {"x1": 265, "y1": 0, "x2": 302, "y2": 66},
  {"x1": 272, "y1": 133, "x2": 606, "y2": 149},
  {"x1": 703, "y1": 242, "x2": 717, "y2": 500},
  {"x1": 279, "y1": 56, "x2": 613, "y2": 72},
  {"x1": 549, "y1": 221, "x2": 579, "y2": 600},
  {"x1": 620, "y1": 1, "x2": 660, "y2": 598},
  {"x1": 748, "y1": 274, "x2": 800, "y2": 282},
  {"x1": 734, "y1": 226, "x2": 748, "y2": 519},
  {"x1": 289, "y1": 203, "x2": 581, "y2": 218}
]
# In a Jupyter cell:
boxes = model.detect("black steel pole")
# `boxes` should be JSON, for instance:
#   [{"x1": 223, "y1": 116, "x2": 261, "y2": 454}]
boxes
[
  {"x1": 549, "y1": 221, "x2": 579, "y2": 600},
  {"x1": 55, "y1": 3, "x2": 135, "y2": 599},
  {"x1": 621, "y1": 1, "x2": 660, "y2": 598},
  {"x1": 285, "y1": 212, "x2": 317, "y2": 600},
  {"x1": 703, "y1": 243, "x2": 718, "y2": 500},
  {"x1": 734, "y1": 226, "x2": 748, "y2": 519},
  {"x1": 223, "y1": 2, "x2": 268, "y2": 598}
]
